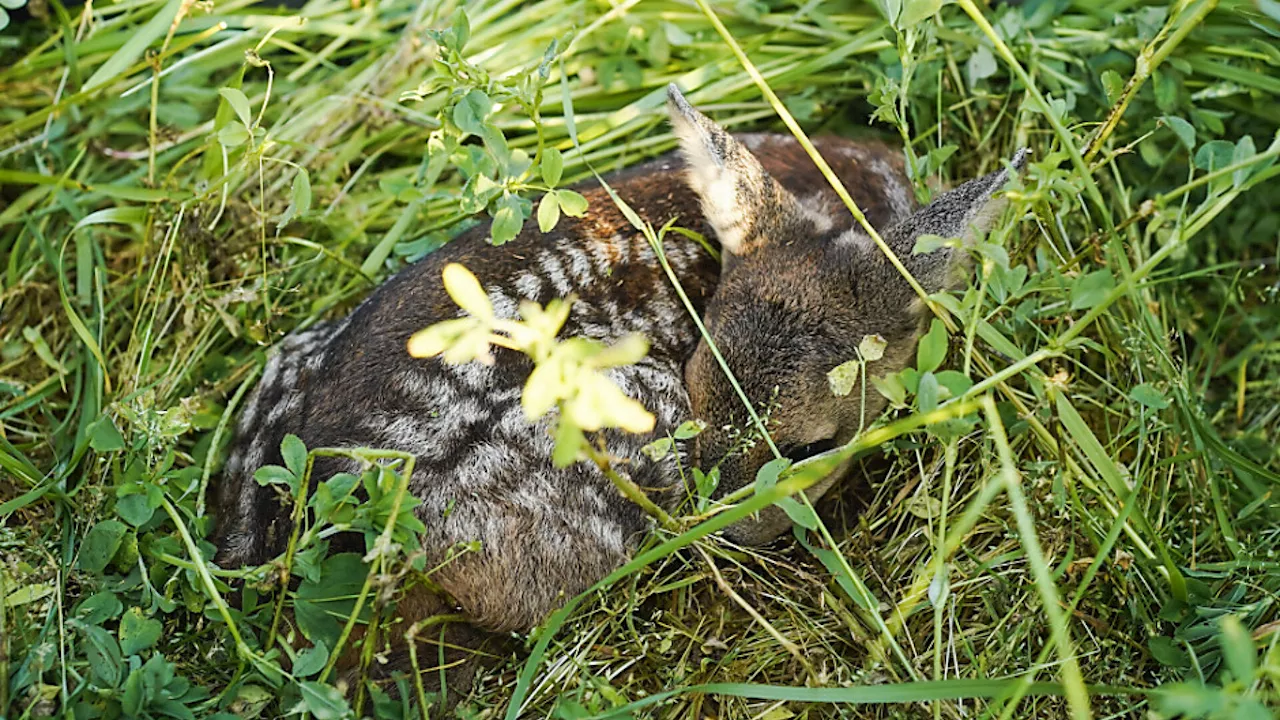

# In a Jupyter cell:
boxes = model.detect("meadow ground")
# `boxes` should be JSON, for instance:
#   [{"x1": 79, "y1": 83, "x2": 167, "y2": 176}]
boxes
[{"x1": 2, "y1": 0, "x2": 1280, "y2": 718}]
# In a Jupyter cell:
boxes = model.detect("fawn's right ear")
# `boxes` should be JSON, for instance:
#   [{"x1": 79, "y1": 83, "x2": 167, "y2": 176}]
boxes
[
  {"x1": 666, "y1": 84, "x2": 804, "y2": 259},
  {"x1": 888, "y1": 148, "x2": 1030, "y2": 290}
]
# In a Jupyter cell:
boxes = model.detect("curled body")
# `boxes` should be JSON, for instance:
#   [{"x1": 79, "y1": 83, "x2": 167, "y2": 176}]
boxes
[
  {"x1": 213, "y1": 127, "x2": 912, "y2": 633},
  {"x1": 213, "y1": 87, "x2": 1024, "y2": 702}
]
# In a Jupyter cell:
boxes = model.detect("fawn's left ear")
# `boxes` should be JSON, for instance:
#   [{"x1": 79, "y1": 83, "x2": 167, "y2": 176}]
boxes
[{"x1": 666, "y1": 84, "x2": 805, "y2": 258}]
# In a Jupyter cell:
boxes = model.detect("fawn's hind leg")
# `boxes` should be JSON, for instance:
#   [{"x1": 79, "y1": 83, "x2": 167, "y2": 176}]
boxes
[{"x1": 336, "y1": 584, "x2": 513, "y2": 716}]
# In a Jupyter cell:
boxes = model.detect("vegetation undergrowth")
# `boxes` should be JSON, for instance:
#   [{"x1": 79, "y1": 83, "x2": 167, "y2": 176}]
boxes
[{"x1": 2, "y1": 0, "x2": 1279, "y2": 718}]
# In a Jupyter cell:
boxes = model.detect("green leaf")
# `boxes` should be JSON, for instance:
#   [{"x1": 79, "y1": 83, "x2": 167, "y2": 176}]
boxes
[
  {"x1": 664, "y1": 21, "x2": 693, "y2": 45},
  {"x1": 1219, "y1": 615, "x2": 1256, "y2": 683},
  {"x1": 281, "y1": 434, "x2": 307, "y2": 477},
  {"x1": 827, "y1": 359, "x2": 861, "y2": 397},
  {"x1": 80, "y1": 622, "x2": 124, "y2": 687},
  {"x1": 933, "y1": 370, "x2": 973, "y2": 397},
  {"x1": 119, "y1": 607, "x2": 163, "y2": 655},
  {"x1": 23, "y1": 325, "x2": 66, "y2": 373},
  {"x1": 755, "y1": 458, "x2": 791, "y2": 492},
  {"x1": 218, "y1": 88, "x2": 254, "y2": 130},
  {"x1": 693, "y1": 467, "x2": 719, "y2": 500},
  {"x1": 407, "y1": 318, "x2": 479, "y2": 359},
  {"x1": 541, "y1": 147, "x2": 564, "y2": 187},
  {"x1": 278, "y1": 169, "x2": 312, "y2": 227},
  {"x1": 916, "y1": 318, "x2": 948, "y2": 373},
  {"x1": 796, "y1": 532, "x2": 876, "y2": 610},
  {"x1": 1233, "y1": 135, "x2": 1257, "y2": 187},
  {"x1": 292, "y1": 641, "x2": 329, "y2": 679},
  {"x1": 641, "y1": 437, "x2": 674, "y2": 461},
  {"x1": 917, "y1": 371, "x2": 939, "y2": 412},
  {"x1": 79, "y1": 519, "x2": 129, "y2": 574},
  {"x1": 899, "y1": 0, "x2": 945, "y2": 27},
  {"x1": 218, "y1": 121, "x2": 249, "y2": 148},
  {"x1": 871, "y1": 370, "x2": 907, "y2": 406},
  {"x1": 912, "y1": 234, "x2": 954, "y2": 255},
  {"x1": 966, "y1": 44, "x2": 997, "y2": 86},
  {"x1": 537, "y1": 192, "x2": 561, "y2": 232},
  {"x1": 1129, "y1": 383, "x2": 1170, "y2": 410},
  {"x1": 592, "y1": 333, "x2": 650, "y2": 367},
  {"x1": 90, "y1": 416, "x2": 126, "y2": 452},
  {"x1": 859, "y1": 334, "x2": 887, "y2": 362},
  {"x1": 297, "y1": 681, "x2": 351, "y2": 720},
  {"x1": 116, "y1": 494, "x2": 154, "y2": 527},
  {"x1": 1100, "y1": 70, "x2": 1124, "y2": 105},
  {"x1": 442, "y1": 263, "x2": 495, "y2": 319},
  {"x1": 72, "y1": 207, "x2": 148, "y2": 232},
  {"x1": 1151, "y1": 682, "x2": 1225, "y2": 716},
  {"x1": 552, "y1": 413, "x2": 584, "y2": 467},
  {"x1": 453, "y1": 88, "x2": 492, "y2": 136},
  {"x1": 254, "y1": 465, "x2": 296, "y2": 488},
  {"x1": 1069, "y1": 269, "x2": 1114, "y2": 310},
  {"x1": 1148, "y1": 635, "x2": 1189, "y2": 667},
  {"x1": 646, "y1": 26, "x2": 670, "y2": 66},
  {"x1": 777, "y1": 496, "x2": 819, "y2": 530},
  {"x1": 451, "y1": 8, "x2": 470, "y2": 50},
  {"x1": 295, "y1": 554, "x2": 373, "y2": 648},
  {"x1": 749, "y1": 456, "x2": 815, "y2": 529},
  {"x1": 1162, "y1": 116, "x2": 1196, "y2": 151},
  {"x1": 1194, "y1": 140, "x2": 1235, "y2": 172},
  {"x1": 1153, "y1": 69, "x2": 1178, "y2": 112},
  {"x1": 122, "y1": 666, "x2": 145, "y2": 717},
  {"x1": 1234, "y1": 699, "x2": 1275, "y2": 720},
  {"x1": 674, "y1": 419, "x2": 706, "y2": 440},
  {"x1": 5, "y1": 582, "x2": 53, "y2": 608},
  {"x1": 491, "y1": 194, "x2": 525, "y2": 245},
  {"x1": 557, "y1": 189, "x2": 589, "y2": 217},
  {"x1": 76, "y1": 591, "x2": 124, "y2": 624}
]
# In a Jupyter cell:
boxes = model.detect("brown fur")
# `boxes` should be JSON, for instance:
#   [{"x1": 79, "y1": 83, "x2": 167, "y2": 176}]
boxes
[
  {"x1": 668, "y1": 85, "x2": 1027, "y2": 544},
  {"x1": 213, "y1": 86, "x2": 1025, "y2": 710}
]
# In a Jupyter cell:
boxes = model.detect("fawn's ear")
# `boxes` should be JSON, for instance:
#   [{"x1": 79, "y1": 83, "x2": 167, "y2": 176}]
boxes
[
  {"x1": 887, "y1": 149, "x2": 1030, "y2": 289},
  {"x1": 666, "y1": 84, "x2": 803, "y2": 258}
]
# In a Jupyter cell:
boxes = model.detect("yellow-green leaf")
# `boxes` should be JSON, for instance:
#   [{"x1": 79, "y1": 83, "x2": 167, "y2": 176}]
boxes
[
  {"x1": 859, "y1": 333, "x2": 887, "y2": 361},
  {"x1": 406, "y1": 318, "x2": 473, "y2": 358},
  {"x1": 218, "y1": 88, "x2": 254, "y2": 130},
  {"x1": 522, "y1": 360, "x2": 564, "y2": 421},
  {"x1": 441, "y1": 263, "x2": 494, "y2": 320},
  {"x1": 592, "y1": 334, "x2": 649, "y2": 368},
  {"x1": 541, "y1": 147, "x2": 564, "y2": 187},
  {"x1": 537, "y1": 192, "x2": 561, "y2": 233},
  {"x1": 557, "y1": 189, "x2": 589, "y2": 217}
]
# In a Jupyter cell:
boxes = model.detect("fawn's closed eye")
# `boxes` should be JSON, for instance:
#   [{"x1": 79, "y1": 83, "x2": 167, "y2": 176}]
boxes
[{"x1": 783, "y1": 438, "x2": 837, "y2": 464}]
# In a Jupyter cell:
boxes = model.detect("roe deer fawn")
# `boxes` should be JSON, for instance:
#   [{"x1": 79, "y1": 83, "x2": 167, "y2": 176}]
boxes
[{"x1": 213, "y1": 84, "x2": 1025, "y2": 704}]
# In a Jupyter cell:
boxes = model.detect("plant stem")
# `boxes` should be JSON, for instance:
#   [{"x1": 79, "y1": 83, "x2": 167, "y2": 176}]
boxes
[
  {"x1": 1082, "y1": 0, "x2": 1220, "y2": 163},
  {"x1": 583, "y1": 441, "x2": 679, "y2": 532}
]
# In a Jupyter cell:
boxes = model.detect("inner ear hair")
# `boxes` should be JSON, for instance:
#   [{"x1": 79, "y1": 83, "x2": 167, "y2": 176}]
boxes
[{"x1": 665, "y1": 84, "x2": 806, "y2": 258}]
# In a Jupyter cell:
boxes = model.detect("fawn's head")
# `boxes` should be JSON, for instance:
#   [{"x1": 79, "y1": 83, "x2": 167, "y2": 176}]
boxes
[{"x1": 666, "y1": 85, "x2": 1027, "y2": 545}]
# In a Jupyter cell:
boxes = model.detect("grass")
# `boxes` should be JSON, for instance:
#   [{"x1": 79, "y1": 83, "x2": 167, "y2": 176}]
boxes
[{"x1": 2, "y1": 0, "x2": 1280, "y2": 718}]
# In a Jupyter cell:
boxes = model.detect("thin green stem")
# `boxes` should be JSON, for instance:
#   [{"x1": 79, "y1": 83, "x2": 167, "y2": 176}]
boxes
[
  {"x1": 982, "y1": 397, "x2": 1092, "y2": 720},
  {"x1": 1082, "y1": 0, "x2": 1219, "y2": 163},
  {"x1": 955, "y1": 0, "x2": 1113, "y2": 234},
  {"x1": 583, "y1": 442, "x2": 679, "y2": 532}
]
